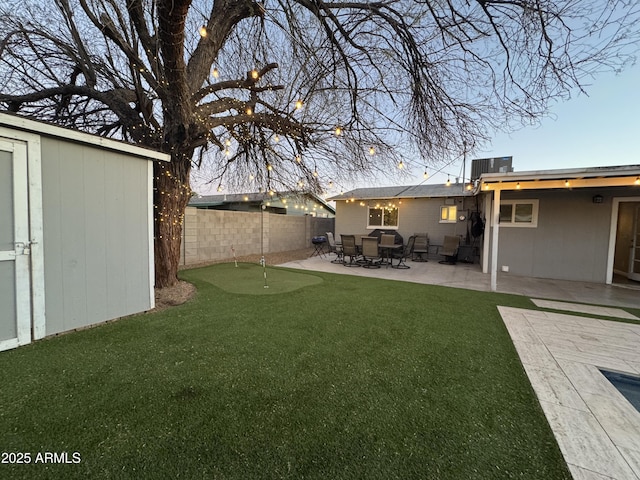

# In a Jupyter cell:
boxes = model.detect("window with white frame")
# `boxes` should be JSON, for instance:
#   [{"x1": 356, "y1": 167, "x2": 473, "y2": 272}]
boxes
[
  {"x1": 367, "y1": 206, "x2": 398, "y2": 228},
  {"x1": 498, "y1": 199, "x2": 539, "y2": 227},
  {"x1": 440, "y1": 205, "x2": 457, "y2": 223}
]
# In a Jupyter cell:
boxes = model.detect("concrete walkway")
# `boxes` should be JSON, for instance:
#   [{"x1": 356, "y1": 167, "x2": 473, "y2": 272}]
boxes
[
  {"x1": 278, "y1": 254, "x2": 640, "y2": 310},
  {"x1": 500, "y1": 305, "x2": 640, "y2": 480}
]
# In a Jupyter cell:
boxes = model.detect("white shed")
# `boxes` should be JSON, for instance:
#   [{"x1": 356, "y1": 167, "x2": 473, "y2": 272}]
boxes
[{"x1": 0, "y1": 113, "x2": 169, "y2": 352}]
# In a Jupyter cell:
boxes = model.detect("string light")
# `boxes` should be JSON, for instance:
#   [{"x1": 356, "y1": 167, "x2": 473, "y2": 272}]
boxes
[
  {"x1": 295, "y1": 100, "x2": 303, "y2": 110},
  {"x1": 295, "y1": 154, "x2": 301, "y2": 163},
  {"x1": 313, "y1": 169, "x2": 318, "y2": 177},
  {"x1": 199, "y1": 26, "x2": 207, "y2": 37},
  {"x1": 564, "y1": 179, "x2": 570, "y2": 187},
  {"x1": 446, "y1": 175, "x2": 451, "y2": 187},
  {"x1": 267, "y1": 163, "x2": 273, "y2": 171},
  {"x1": 246, "y1": 106, "x2": 253, "y2": 115},
  {"x1": 369, "y1": 146, "x2": 375, "y2": 155},
  {"x1": 212, "y1": 67, "x2": 219, "y2": 78},
  {"x1": 274, "y1": 134, "x2": 280, "y2": 143},
  {"x1": 516, "y1": 182, "x2": 521, "y2": 189},
  {"x1": 217, "y1": 184, "x2": 223, "y2": 192},
  {"x1": 398, "y1": 160, "x2": 404, "y2": 169},
  {"x1": 635, "y1": 177, "x2": 640, "y2": 185},
  {"x1": 250, "y1": 69, "x2": 259, "y2": 80},
  {"x1": 423, "y1": 169, "x2": 428, "y2": 179},
  {"x1": 335, "y1": 126, "x2": 342, "y2": 136}
]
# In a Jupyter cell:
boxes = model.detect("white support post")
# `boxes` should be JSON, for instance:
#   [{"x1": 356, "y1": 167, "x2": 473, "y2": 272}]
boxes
[
  {"x1": 482, "y1": 192, "x2": 491, "y2": 274},
  {"x1": 490, "y1": 188, "x2": 501, "y2": 291}
]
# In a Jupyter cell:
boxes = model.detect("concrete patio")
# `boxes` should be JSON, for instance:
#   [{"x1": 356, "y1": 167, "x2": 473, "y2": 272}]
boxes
[
  {"x1": 278, "y1": 252, "x2": 640, "y2": 480},
  {"x1": 278, "y1": 253, "x2": 640, "y2": 310}
]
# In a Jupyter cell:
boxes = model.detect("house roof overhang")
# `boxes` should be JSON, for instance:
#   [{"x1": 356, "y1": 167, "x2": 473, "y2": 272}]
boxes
[
  {"x1": 478, "y1": 164, "x2": 640, "y2": 192},
  {"x1": 328, "y1": 184, "x2": 474, "y2": 201}
]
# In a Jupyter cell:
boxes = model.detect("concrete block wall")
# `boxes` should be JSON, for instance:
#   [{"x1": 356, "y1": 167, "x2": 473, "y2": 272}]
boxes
[
  {"x1": 181, "y1": 207, "x2": 334, "y2": 265},
  {"x1": 269, "y1": 214, "x2": 307, "y2": 253}
]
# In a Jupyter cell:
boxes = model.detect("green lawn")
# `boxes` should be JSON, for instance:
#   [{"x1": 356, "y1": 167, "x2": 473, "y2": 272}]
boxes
[{"x1": 0, "y1": 263, "x2": 582, "y2": 479}]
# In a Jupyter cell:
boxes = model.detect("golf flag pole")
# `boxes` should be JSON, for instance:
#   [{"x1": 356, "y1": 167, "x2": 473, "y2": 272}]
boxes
[
  {"x1": 260, "y1": 255, "x2": 268, "y2": 288},
  {"x1": 231, "y1": 245, "x2": 238, "y2": 267}
]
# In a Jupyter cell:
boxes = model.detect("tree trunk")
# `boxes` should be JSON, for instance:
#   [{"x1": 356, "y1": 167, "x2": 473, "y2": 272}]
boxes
[{"x1": 153, "y1": 156, "x2": 192, "y2": 288}]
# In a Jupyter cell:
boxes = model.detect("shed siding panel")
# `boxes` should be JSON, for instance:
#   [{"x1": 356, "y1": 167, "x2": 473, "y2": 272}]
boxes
[
  {"x1": 83, "y1": 146, "x2": 108, "y2": 322},
  {"x1": 41, "y1": 137, "x2": 152, "y2": 335}
]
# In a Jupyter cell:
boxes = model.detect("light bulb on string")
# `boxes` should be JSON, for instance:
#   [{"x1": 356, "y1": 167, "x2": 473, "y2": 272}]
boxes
[
  {"x1": 212, "y1": 67, "x2": 219, "y2": 78},
  {"x1": 199, "y1": 26, "x2": 207, "y2": 37},
  {"x1": 274, "y1": 134, "x2": 280, "y2": 143},
  {"x1": 250, "y1": 69, "x2": 259, "y2": 80},
  {"x1": 446, "y1": 175, "x2": 451, "y2": 187},
  {"x1": 295, "y1": 100, "x2": 303, "y2": 110},
  {"x1": 313, "y1": 169, "x2": 318, "y2": 177},
  {"x1": 335, "y1": 126, "x2": 342, "y2": 136},
  {"x1": 295, "y1": 154, "x2": 301, "y2": 163},
  {"x1": 398, "y1": 161, "x2": 404, "y2": 170},
  {"x1": 267, "y1": 164, "x2": 273, "y2": 171},
  {"x1": 423, "y1": 169, "x2": 429, "y2": 179},
  {"x1": 217, "y1": 184, "x2": 223, "y2": 192},
  {"x1": 246, "y1": 106, "x2": 253, "y2": 115},
  {"x1": 369, "y1": 146, "x2": 375, "y2": 155}
]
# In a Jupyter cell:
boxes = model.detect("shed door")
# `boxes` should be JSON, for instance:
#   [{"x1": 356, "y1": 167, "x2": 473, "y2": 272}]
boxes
[
  {"x1": 0, "y1": 139, "x2": 31, "y2": 351},
  {"x1": 631, "y1": 206, "x2": 640, "y2": 282}
]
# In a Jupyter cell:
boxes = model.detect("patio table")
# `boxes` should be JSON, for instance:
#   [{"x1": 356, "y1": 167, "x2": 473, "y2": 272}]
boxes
[{"x1": 379, "y1": 244, "x2": 403, "y2": 267}]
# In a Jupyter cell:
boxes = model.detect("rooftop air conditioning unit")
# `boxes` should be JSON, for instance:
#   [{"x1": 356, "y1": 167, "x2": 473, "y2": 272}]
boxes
[{"x1": 471, "y1": 156, "x2": 513, "y2": 181}]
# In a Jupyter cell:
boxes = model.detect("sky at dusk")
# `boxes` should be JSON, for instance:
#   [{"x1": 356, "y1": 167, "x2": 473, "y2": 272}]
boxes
[{"x1": 399, "y1": 62, "x2": 640, "y2": 188}]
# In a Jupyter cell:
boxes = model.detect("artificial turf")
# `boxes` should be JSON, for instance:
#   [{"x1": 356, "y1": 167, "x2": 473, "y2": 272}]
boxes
[{"x1": 0, "y1": 263, "x2": 575, "y2": 479}]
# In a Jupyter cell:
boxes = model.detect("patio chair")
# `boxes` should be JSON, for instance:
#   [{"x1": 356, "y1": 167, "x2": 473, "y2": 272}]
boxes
[
  {"x1": 326, "y1": 232, "x2": 343, "y2": 264},
  {"x1": 392, "y1": 236, "x2": 415, "y2": 269},
  {"x1": 360, "y1": 237, "x2": 382, "y2": 268},
  {"x1": 412, "y1": 233, "x2": 429, "y2": 262},
  {"x1": 380, "y1": 234, "x2": 396, "y2": 247},
  {"x1": 438, "y1": 235, "x2": 460, "y2": 265},
  {"x1": 340, "y1": 234, "x2": 360, "y2": 267}
]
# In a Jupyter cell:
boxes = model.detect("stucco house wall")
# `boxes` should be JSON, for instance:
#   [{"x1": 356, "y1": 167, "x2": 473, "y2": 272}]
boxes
[
  {"x1": 486, "y1": 187, "x2": 640, "y2": 282},
  {"x1": 334, "y1": 195, "x2": 480, "y2": 246}
]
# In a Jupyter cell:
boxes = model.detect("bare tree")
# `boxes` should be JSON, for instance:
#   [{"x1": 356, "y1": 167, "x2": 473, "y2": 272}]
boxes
[{"x1": 1, "y1": 0, "x2": 638, "y2": 287}]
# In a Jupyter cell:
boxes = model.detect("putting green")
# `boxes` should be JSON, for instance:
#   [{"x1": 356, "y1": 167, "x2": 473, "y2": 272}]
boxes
[{"x1": 188, "y1": 262, "x2": 323, "y2": 295}]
